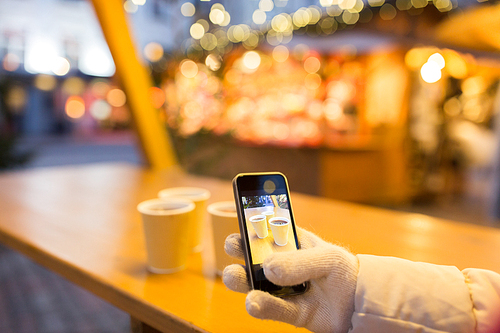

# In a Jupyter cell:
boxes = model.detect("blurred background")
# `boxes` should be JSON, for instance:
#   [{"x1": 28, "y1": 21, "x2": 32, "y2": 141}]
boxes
[
  {"x1": 1, "y1": 0, "x2": 500, "y2": 331},
  {"x1": 2, "y1": 0, "x2": 500, "y2": 223}
]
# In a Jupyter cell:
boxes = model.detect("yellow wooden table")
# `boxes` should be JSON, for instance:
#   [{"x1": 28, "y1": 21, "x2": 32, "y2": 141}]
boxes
[{"x1": 0, "y1": 163, "x2": 499, "y2": 332}]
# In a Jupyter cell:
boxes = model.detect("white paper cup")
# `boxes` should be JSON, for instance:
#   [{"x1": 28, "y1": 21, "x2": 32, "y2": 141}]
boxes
[
  {"x1": 249, "y1": 215, "x2": 268, "y2": 239},
  {"x1": 208, "y1": 201, "x2": 243, "y2": 276},
  {"x1": 262, "y1": 210, "x2": 275, "y2": 230},
  {"x1": 269, "y1": 217, "x2": 290, "y2": 246},
  {"x1": 158, "y1": 187, "x2": 211, "y2": 253},
  {"x1": 137, "y1": 198, "x2": 195, "y2": 274}
]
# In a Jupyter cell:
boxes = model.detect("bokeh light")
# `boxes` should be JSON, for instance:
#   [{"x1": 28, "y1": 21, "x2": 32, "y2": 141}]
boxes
[
  {"x1": 181, "y1": 2, "x2": 195, "y2": 16},
  {"x1": 342, "y1": 11, "x2": 360, "y2": 25},
  {"x1": 434, "y1": 0, "x2": 452, "y2": 11},
  {"x1": 305, "y1": 73, "x2": 322, "y2": 90},
  {"x1": 379, "y1": 3, "x2": 397, "y2": 20},
  {"x1": 420, "y1": 61, "x2": 442, "y2": 83},
  {"x1": 3, "y1": 53, "x2": 21, "y2": 72},
  {"x1": 411, "y1": 0, "x2": 427, "y2": 8},
  {"x1": 90, "y1": 99, "x2": 112, "y2": 120},
  {"x1": 271, "y1": 14, "x2": 292, "y2": 33},
  {"x1": 149, "y1": 86, "x2": 166, "y2": 109},
  {"x1": 91, "y1": 79, "x2": 111, "y2": 98},
  {"x1": 205, "y1": 54, "x2": 222, "y2": 71},
  {"x1": 180, "y1": 59, "x2": 199, "y2": 78},
  {"x1": 304, "y1": 56, "x2": 321, "y2": 73},
  {"x1": 200, "y1": 33, "x2": 218, "y2": 51},
  {"x1": 107, "y1": 88, "x2": 127, "y2": 107},
  {"x1": 144, "y1": 42, "x2": 164, "y2": 62},
  {"x1": 252, "y1": 9, "x2": 267, "y2": 25},
  {"x1": 52, "y1": 57, "x2": 70, "y2": 76},
  {"x1": 190, "y1": 23, "x2": 205, "y2": 40},
  {"x1": 242, "y1": 51, "x2": 261, "y2": 70},
  {"x1": 209, "y1": 8, "x2": 225, "y2": 25},
  {"x1": 272, "y1": 45, "x2": 289, "y2": 62},
  {"x1": 259, "y1": 0, "x2": 274, "y2": 11},
  {"x1": 6, "y1": 86, "x2": 27, "y2": 111},
  {"x1": 123, "y1": 0, "x2": 138, "y2": 13},
  {"x1": 34, "y1": 74, "x2": 57, "y2": 91},
  {"x1": 62, "y1": 77, "x2": 86, "y2": 95},
  {"x1": 65, "y1": 96, "x2": 85, "y2": 119},
  {"x1": 428, "y1": 53, "x2": 445, "y2": 70}
]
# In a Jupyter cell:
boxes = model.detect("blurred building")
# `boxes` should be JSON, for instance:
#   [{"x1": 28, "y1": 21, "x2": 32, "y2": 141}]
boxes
[{"x1": 1, "y1": 0, "x2": 500, "y2": 220}]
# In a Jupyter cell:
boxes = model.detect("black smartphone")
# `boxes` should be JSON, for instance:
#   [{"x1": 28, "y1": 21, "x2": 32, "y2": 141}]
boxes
[{"x1": 232, "y1": 172, "x2": 309, "y2": 297}]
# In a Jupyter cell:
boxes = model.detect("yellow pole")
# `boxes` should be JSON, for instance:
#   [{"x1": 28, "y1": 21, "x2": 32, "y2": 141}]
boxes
[{"x1": 90, "y1": 0, "x2": 177, "y2": 169}]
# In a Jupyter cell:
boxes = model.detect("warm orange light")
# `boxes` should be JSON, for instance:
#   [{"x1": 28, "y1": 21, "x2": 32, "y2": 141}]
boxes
[
  {"x1": 2, "y1": 53, "x2": 20, "y2": 72},
  {"x1": 62, "y1": 77, "x2": 86, "y2": 95},
  {"x1": 106, "y1": 88, "x2": 127, "y2": 107},
  {"x1": 180, "y1": 60, "x2": 198, "y2": 78},
  {"x1": 420, "y1": 61, "x2": 441, "y2": 83},
  {"x1": 6, "y1": 86, "x2": 27, "y2": 111},
  {"x1": 144, "y1": 42, "x2": 164, "y2": 62},
  {"x1": 272, "y1": 45, "x2": 289, "y2": 63},
  {"x1": 305, "y1": 73, "x2": 322, "y2": 90},
  {"x1": 34, "y1": 74, "x2": 57, "y2": 91},
  {"x1": 149, "y1": 86, "x2": 165, "y2": 109},
  {"x1": 304, "y1": 56, "x2": 321, "y2": 73},
  {"x1": 205, "y1": 54, "x2": 221, "y2": 71},
  {"x1": 91, "y1": 79, "x2": 111, "y2": 98},
  {"x1": 445, "y1": 51, "x2": 468, "y2": 79},
  {"x1": 242, "y1": 51, "x2": 261, "y2": 70},
  {"x1": 65, "y1": 96, "x2": 85, "y2": 119}
]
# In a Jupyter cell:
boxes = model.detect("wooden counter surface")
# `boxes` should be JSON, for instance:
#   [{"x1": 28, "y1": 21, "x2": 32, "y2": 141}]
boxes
[{"x1": 0, "y1": 163, "x2": 499, "y2": 332}]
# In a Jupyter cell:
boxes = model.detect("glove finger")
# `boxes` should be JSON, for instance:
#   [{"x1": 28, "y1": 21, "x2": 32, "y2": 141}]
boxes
[
  {"x1": 222, "y1": 264, "x2": 250, "y2": 294},
  {"x1": 224, "y1": 233, "x2": 244, "y2": 259},
  {"x1": 246, "y1": 290, "x2": 300, "y2": 325},
  {"x1": 264, "y1": 245, "x2": 354, "y2": 286}
]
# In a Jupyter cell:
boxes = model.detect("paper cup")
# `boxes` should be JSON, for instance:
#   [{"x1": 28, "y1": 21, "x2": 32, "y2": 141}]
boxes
[
  {"x1": 269, "y1": 217, "x2": 290, "y2": 246},
  {"x1": 208, "y1": 201, "x2": 243, "y2": 276},
  {"x1": 249, "y1": 215, "x2": 268, "y2": 239},
  {"x1": 137, "y1": 198, "x2": 195, "y2": 274},
  {"x1": 262, "y1": 210, "x2": 275, "y2": 230},
  {"x1": 158, "y1": 187, "x2": 211, "y2": 253}
]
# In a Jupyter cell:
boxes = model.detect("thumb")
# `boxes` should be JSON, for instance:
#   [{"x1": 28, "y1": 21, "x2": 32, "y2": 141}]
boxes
[
  {"x1": 246, "y1": 290, "x2": 300, "y2": 324},
  {"x1": 263, "y1": 245, "x2": 354, "y2": 286}
]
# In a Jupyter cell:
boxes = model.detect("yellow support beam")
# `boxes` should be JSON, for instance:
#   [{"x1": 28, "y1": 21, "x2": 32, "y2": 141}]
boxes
[{"x1": 90, "y1": 0, "x2": 177, "y2": 169}]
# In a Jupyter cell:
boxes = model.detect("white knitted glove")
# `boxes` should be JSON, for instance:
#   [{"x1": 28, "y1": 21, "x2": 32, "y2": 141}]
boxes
[{"x1": 223, "y1": 227, "x2": 359, "y2": 333}]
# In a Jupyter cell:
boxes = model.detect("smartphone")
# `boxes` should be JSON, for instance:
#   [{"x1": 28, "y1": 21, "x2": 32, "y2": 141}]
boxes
[{"x1": 232, "y1": 172, "x2": 309, "y2": 297}]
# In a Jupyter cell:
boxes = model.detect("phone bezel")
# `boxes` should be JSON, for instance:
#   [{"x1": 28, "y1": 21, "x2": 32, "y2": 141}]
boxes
[{"x1": 232, "y1": 172, "x2": 308, "y2": 297}]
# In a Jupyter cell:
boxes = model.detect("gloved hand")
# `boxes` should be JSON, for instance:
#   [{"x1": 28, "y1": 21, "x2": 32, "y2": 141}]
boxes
[{"x1": 223, "y1": 227, "x2": 359, "y2": 333}]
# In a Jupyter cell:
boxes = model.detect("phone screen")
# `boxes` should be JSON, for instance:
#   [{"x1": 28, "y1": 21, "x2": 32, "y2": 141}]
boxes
[{"x1": 233, "y1": 173, "x2": 308, "y2": 296}]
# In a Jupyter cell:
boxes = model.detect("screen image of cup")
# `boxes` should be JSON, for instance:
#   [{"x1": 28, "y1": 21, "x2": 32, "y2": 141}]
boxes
[
  {"x1": 269, "y1": 217, "x2": 290, "y2": 246},
  {"x1": 137, "y1": 198, "x2": 195, "y2": 274},
  {"x1": 208, "y1": 201, "x2": 244, "y2": 275},
  {"x1": 249, "y1": 215, "x2": 268, "y2": 239},
  {"x1": 158, "y1": 187, "x2": 211, "y2": 253},
  {"x1": 262, "y1": 210, "x2": 275, "y2": 229}
]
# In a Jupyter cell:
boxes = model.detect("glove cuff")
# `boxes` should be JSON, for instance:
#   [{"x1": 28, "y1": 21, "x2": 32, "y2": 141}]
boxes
[{"x1": 331, "y1": 247, "x2": 358, "y2": 333}]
